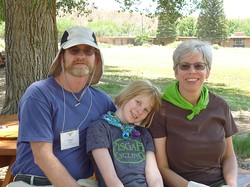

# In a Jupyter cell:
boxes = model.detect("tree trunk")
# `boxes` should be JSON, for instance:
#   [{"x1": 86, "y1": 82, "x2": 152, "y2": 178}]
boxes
[{"x1": 1, "y1": 0, "x2": 58, "y2": 115}]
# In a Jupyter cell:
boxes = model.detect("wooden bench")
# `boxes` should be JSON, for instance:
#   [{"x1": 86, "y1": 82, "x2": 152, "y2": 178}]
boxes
[{"x1": 0, "y1": 114, "x2": 18, "y2": 187}]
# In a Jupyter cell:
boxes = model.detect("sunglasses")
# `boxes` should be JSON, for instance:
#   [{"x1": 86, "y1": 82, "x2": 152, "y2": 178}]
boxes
[
  {"x1": 177, "y1": 62, "x2": 207, "y2": 71},
  {"x1": 67, "y1": 47, "x2": 96, "y2": 56}
]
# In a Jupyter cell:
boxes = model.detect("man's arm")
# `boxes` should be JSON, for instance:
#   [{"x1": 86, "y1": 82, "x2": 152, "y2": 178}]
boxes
[{"x1": 30, "y1": 142, "x2": 80, "y2": 187}]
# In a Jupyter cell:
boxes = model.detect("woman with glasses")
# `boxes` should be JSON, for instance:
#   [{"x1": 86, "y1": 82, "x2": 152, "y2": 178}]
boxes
[{"x1": 149, "y1": 40, "x2": 238, "y2": 187}]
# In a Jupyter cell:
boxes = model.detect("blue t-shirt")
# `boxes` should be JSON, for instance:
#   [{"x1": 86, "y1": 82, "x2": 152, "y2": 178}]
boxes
[
  {"x1": 86, "y1": 119, "x2": 154, "y2": 187},
  {"x1": 11, "y1": 77, "x2": 116, "y2": 180}
]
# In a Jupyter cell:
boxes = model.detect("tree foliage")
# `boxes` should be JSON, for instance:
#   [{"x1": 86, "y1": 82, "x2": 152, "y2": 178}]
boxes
[
  {"x1": 114, "y1": 0, "x2": 156, "y2": 15},
  {"x1": 155, "y1": 0, "x2": 199, "y2": 20},
  {"x1": 157, "y1": 14, "x2": 177, "y2": 43},
  {"x1": 155, "y1": 0, "x2": 200, "y2": 42},
  {"x1": 0, "y1": 0, "x2": 93, "y2": 21},
  {"x1": 56, "y1": 0, "x2": 93, "y2": 16},
  {"x1": 177, "y1": 16, "x2": 197, "y2": 37},
  {"x1": 114, "y1": 0, "x2": 200, "y2": 23},
  {"x1": 0, "y1": 0, "x2": 4, "y2": 21},
  {"x1": 87, "y1": 20, "x2": 122, "y2": 36},
  {"x1": 227, "y1": 18, "x2": 250, "y2": 36},
  {"x1": 196, "y1": 0, "x2": 228, "y2": 44}
]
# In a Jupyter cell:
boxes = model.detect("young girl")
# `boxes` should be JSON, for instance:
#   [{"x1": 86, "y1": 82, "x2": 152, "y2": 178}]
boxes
[{"x1": 86, "y1": 80, "x2": 163, "y2": 187}]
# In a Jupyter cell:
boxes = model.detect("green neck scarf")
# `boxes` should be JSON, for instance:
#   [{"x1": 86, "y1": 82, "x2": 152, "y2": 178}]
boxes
[{"x1": 162, "y1": 81, "x2": 209, "y2": 120}]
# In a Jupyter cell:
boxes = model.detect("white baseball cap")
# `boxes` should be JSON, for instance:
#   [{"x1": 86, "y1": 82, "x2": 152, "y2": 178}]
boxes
[{"x1": 48, "y1": 26, "x2": 103, "y2": 85}]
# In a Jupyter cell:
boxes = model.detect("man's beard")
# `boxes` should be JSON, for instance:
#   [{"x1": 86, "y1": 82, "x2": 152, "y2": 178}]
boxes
[{"x1": 64, "y1": 63, "x2": 92, "y2": 77}]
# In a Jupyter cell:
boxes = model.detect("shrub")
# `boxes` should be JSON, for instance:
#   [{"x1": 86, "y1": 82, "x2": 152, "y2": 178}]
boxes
[
  {"x1": 135, "y1": 33, "x2": 153, "y2": 46},
  {"x1": 87, "y1": 20, "x2": 122, "y2": 36},
  {"x1": 99, "y1": 42, "x2": 113, "y2": 48},
  {"x1": 233, "y1": 133, "x2": 250, "y2": 158},
  {"x1": 57, "y1": 18, "x2": 77, "y2": 39},
  {"x1": 120, "y1": 21, "x2": 141, "y2": 36},
  {"x1": 213, "y1": 44, "x2": 220, "y2": 49}
]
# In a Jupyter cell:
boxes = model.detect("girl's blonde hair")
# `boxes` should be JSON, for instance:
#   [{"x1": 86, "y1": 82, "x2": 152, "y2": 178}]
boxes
[{"x1": 114, "y1": 80, "x2": 161, "y2": 128}]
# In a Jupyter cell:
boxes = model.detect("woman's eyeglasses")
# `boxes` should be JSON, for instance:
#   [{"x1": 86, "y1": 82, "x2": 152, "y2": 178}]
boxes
[
  {"x1": 67, "y1": 47, "x2": 96, "y2": 56},
  {"x1": 177, "y1": 62, "x2": 207, "y2": 71}
]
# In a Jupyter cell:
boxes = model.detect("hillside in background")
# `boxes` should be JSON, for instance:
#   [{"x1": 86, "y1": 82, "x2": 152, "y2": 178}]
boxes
[{"x1": 59, "y1": 9, "x2": 158, "y2": 34}]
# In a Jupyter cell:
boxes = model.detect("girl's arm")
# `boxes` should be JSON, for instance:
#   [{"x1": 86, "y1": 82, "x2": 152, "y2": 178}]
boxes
[
  {"x1": 92, "y1": 148, "x2": 124, "y2": 187},
  {"x1": 154, "y1": 137, "x2": 189, "y2": 187},
  {"x1": 222, "y1": 136, "x2": 238, "y2": 187},
  {"x1": 145, "y1": 151, "x2": 164, "y2": 187}
]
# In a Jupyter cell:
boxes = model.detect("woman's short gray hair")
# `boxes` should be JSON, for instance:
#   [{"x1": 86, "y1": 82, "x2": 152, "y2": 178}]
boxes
[{"x1": 173, "y1": 40, "x2": 213, "y2": 71}]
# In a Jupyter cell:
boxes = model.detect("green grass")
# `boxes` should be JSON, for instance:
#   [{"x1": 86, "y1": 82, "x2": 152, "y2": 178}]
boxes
[
  {"x1": 233, "y1": 134, "x2": 250, "y2": 158},
  {"x1": 96, "y1": 45, "x2": 250, "y2": 111}
]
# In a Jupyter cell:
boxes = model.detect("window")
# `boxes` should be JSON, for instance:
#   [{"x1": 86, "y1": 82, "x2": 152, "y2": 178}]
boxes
[{"x1": 233, "y1": 38, "x2": 245, "y2": 47}]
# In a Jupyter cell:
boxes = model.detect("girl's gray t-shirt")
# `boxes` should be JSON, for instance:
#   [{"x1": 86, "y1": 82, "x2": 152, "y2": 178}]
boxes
[{"x1": 87, "y1": 119, "x2": 155, "y2": 187}]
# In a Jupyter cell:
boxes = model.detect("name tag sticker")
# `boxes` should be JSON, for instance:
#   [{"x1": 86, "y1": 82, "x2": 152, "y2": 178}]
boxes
[{"x1": 60, "y1": 129, "x2": 79, "y2": 150}]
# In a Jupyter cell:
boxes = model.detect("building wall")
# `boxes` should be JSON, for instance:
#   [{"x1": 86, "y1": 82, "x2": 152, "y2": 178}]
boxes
[
  {"x1": 97, "y1": 36, "x2": 250, "y2": 48},
  {"x1": 221, "y1": 39, "x2": 234, "y2": 47},
  {"x1": 245, "y1": 38, "x2": 250, "y2": 47},
  {"x1": 222, "y1": 38, "x2": 250, "y2": 48},
  {"x1": 97, "y1": 37, "x2": 135, "y2": 45}
]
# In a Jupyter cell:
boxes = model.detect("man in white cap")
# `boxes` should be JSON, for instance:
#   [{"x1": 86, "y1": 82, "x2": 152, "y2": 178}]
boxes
[{"x1": 9, "y1": 26, "x2": 116, "y2": 187}]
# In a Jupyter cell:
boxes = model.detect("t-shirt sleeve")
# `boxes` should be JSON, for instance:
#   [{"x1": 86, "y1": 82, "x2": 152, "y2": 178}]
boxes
[
  {"x1": 86, "y1": 120, "x2": 111, "y2": 154},
  {"x1": 18, "y1": 82, "x2": 55, "y2": 143},
  {"x1": 149, "y1": 102, "x2": 167, "y2": 138},
  {"x1": 143, "y1": 129, "x2": 155, "y2": 152},
  {"x1": 223, "y1": 102, "x2": 238, "y2": 137}
]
